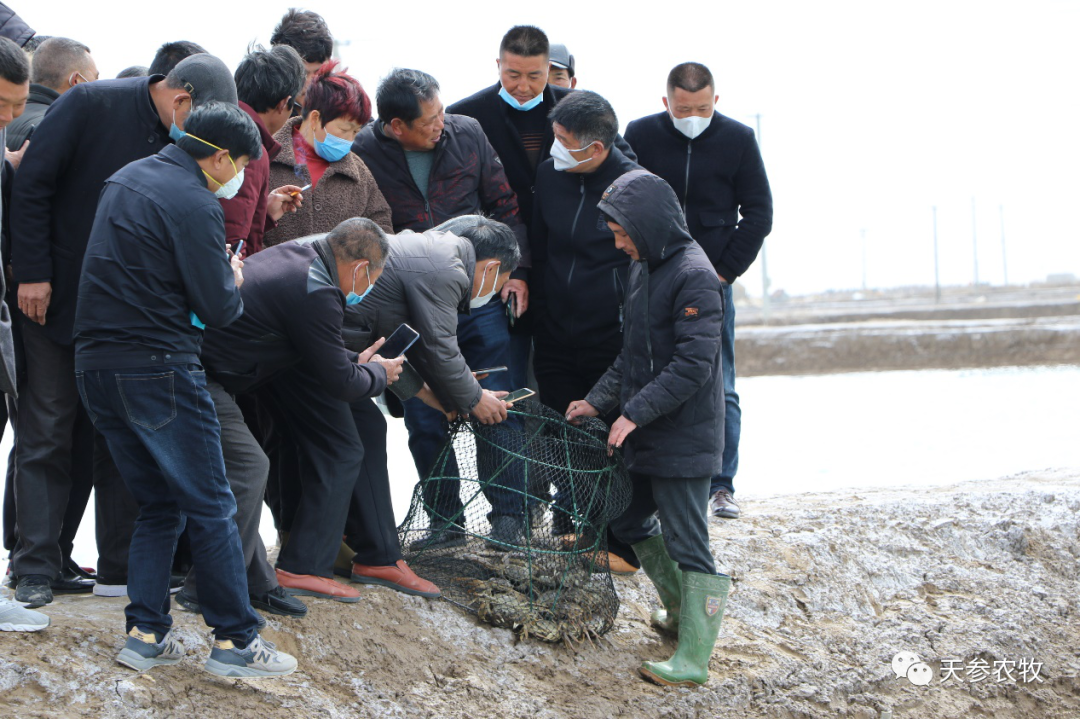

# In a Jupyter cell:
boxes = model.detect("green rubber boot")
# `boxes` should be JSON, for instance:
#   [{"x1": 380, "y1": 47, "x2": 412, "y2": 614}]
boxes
[
  {"x1": 632, "y1": 535, "x2": 683, "y2": 635},
  {"x1": 639, "y1": 571, "x2": 731, "y2": 687}
]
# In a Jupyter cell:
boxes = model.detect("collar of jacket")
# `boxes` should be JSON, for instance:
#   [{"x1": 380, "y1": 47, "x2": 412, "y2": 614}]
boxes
[
  {"x1": 27, "y1": 84, "x2": 60, "y2": 106},
  {"x1": 140, "y1": 75, "x2": 172, "y2": 141},
  {"x1": 660, "y1": 109, "x2": 723, "y2": 143},
  {"x1": 273, "y1": 115, "x2": 364, "y2": 184},
  {"x1": 158, "y1": 143, "x2": 211, "y2": 187},
  {"x1": 239, "y1": 100, "x2": 283, "y2": 163}
]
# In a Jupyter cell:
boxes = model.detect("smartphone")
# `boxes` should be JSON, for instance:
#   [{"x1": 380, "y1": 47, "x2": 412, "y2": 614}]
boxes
[
  {"x1": 504, "y1": 388, "x2": 536, "y2": 403},
  {"x1": 234, "y1": 239, "x2": 245, "y2": 256},
  {"x1": 506, "y1": 293, "x2": 517, "y2": 327},
  {"x1": 474, "y1": 366, "x2": 508, "y2": 375},
  {"x1": 378, "y1": 323, "x2": 420, "y2": 358}
]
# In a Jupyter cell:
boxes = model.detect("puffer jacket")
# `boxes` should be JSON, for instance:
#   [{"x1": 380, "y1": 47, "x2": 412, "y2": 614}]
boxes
[
  {"x1": 264, "y1": 116, "x2": 393, "y2": 246},
  {"x1": 340, "y1": 225, "x2": 483, "y2": 413},
  {"x1": 585, "y1": 170, "x2": 724, "y2": 478}
]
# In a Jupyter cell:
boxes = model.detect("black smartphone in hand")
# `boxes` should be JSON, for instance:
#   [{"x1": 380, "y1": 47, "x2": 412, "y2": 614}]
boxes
[{"x1": 378, "y1": 324, "x2": 420, "y2": 358}]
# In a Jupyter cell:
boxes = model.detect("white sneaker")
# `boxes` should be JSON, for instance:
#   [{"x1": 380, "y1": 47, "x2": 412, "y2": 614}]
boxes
[
  {"x1": 204, "y1": 634, "x2": 298, "y2": 678},
  {"x1": 0, "y1": 595, "x2": 50, "y2": 632}
]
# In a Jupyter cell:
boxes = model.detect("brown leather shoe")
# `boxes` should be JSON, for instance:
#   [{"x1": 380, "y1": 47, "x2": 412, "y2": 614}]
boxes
[
  {"x1": 275, "y1": 568, "x2": 360, "y2": 602},
  {"x1": 351, "y1": 560, "x2": 441, "y2": 599}
]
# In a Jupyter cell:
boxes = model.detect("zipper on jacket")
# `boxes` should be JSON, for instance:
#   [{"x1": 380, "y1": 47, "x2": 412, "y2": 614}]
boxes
[
  {"x1": 683, "y1": 142, "x2": 692, "y2": 213},
  {"x1": 566, "y1": 177, "x2": 587, "y2": 338},
  {"x1": 613, "y1": 268, "x2": 625, "y2": 332}
]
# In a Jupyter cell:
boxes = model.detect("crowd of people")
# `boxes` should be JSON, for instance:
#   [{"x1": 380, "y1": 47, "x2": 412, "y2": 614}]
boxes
[{"x1": 0, "y1": 4, "x2": 772, "y2": 688}]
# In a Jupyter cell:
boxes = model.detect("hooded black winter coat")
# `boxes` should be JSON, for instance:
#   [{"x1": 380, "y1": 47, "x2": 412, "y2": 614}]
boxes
[{"x1": 585, "y1": 170, "x2": 724, "y2": 478}]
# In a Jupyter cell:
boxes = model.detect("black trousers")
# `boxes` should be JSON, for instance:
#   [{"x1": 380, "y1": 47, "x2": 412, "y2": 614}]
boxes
[
  {"x1": 344, "y1": 398, "x2": 402, "y2": 567},
  {"x1": 13, "y1": 321, "x2": 135, "y2": 580},
  {"x1": 533, "y1": 331, "x2": 639, "y2": 568},
  {"x1": 610, "y1": 473, "x2": 716, "y2": 576},
  {"x1": 258, "y1": 368, "x2": 364, "y2": 578}
]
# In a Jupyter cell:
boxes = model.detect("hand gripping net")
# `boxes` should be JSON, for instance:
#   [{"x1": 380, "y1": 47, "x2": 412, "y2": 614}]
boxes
[{"x1": 399, "y1": 399, "x2": 631, "y2": 646}]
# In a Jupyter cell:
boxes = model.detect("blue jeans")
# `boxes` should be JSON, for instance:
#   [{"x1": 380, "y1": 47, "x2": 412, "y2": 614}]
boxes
[
  {"x1": 76, "y1": 365, "x2": 259, "y2": 644},
  {"x1": 403, "y1": 299, "x2": 526, "y2": 523},
  {"x1": 710, "y1": 283, "x2": 741, "y2": 496}
]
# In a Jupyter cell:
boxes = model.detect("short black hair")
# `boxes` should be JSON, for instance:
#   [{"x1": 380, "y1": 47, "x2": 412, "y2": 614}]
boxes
[
  {"x1": 29, "y1": 37, "x2": 90, "y2": 89},
  {"x1": 326, "y1": 218, "x2": 390, "y2": 269},
  {"x1": 457, "y1": 217, "x2": 521, "y2": 274},
  {"x1": 499, "y1": 25, "x2": 548, "y2": 59},
  {"x1": 0, "y1": 37, "x2": 29, "y2": 85},
  {"x1": 149, "y1": 41, "x2": 208, "y2": 77},
  {"x1": 235, "y1": 44, "x2": 305, "y2": 114},
  {"x1": 270, "y1": 9, "x2": 333, "y2": 64},
  {"x1": 376, "y1": 68, "x2": 439, "y2": 125},
  {"x1": 176, "y1": 101, "x2": 262, "y2": 161},
  {"x1": 667, "y1": 62, "x2": 714, "y2": 95},
  {"x1": 549, "y1": 90, "x2": 618, "y2": 149},
  {"x1": 117, "y1": 65, "x2": 148, "y2": 79}
]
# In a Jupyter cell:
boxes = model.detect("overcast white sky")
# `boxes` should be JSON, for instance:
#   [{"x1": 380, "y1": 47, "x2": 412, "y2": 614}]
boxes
[{"x1": 20, "y1": 1, "x2": 1080, "y2": 296}]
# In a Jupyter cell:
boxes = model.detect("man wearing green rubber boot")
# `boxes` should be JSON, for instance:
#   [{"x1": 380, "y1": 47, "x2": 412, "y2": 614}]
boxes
[{"x1": 566, "y1": 169, "x2": 729, "y2": 687}]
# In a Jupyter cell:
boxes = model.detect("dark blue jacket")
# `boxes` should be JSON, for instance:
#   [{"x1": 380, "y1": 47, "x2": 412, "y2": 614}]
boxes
[
  {"x1": 531, "y1": 147, "x2": 640, "y2": 351},
  {"x1": 586, "y1": 170, "x2": 724, "y2": 478},
  {"x1": 11, "y1": 75, "x2": 170, "y2": 344},
  {"x1": 624, "y1": 111, "x2": 772, "y2": 281},
  {"x1": 200, "y1": 238, "x2": 386, "y2": 403},
  {"x1": 74, "y1": 145, "x2": 242, "y2": 370}
]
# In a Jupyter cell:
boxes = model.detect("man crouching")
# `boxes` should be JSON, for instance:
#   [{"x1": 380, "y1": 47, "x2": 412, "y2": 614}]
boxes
[{"x1": 566, "y1": 169, "x2": 728, "y2": 687}]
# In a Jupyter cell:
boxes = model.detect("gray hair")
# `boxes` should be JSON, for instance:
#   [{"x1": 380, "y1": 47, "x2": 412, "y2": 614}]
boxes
[
  {"x1": 29, "y1": 37, "x2": 91, "y2": 90},
  {"x1": 327, "y1": 218, "x2": 391, "y2": 269}
]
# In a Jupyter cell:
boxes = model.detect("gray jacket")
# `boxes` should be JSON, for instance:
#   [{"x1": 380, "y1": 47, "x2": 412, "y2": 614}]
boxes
[
  {"x1": 341, "y1": 226, "x2": 482, "y2": 413},
  {"x1": 0, "y1": 127, "x2": 17, "y2": 396}
]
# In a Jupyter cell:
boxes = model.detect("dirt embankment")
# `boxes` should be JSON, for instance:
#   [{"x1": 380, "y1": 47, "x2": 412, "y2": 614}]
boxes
[
  {"x1": 733, "y1": 286, "x2": 1080, "y2": 376},
  {"x1": 2, "y1": 470, "x2": 1078, "y2": 718}
]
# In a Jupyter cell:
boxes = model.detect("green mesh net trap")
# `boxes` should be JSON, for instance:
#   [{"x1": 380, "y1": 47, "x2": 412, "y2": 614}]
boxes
[{"x1": 399, "y1": 399, "x2": 632, "y2": 646}]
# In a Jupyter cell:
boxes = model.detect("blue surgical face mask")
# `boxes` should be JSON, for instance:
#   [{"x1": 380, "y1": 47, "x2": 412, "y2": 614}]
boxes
[
  {"x1": 169, "y1": 107, "x2": 186, "y2": 142},
  {"x1": 499, "y1": 85, "x2": 544, "y2": 112},
  {"x1": 314, "y1": 125, "x2": 353, "y2": 162},
  {"x1": 346, "y1": 263, "x2": 373, "y2": 305}
]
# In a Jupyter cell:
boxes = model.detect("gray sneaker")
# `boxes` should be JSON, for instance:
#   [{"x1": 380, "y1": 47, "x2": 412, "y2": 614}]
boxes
[
  {"x1": 0, "y1": 595, "x2": 50, "y2": 632},
  {"x1": 204, "y1": 634, "x2": 297, "y2": 678},
  {"x1": 709, "y1": 490, "x2": 741, "y2": 519},
  {"x1": 117, "y1": 628, "x2": 185, "y2": 671}
]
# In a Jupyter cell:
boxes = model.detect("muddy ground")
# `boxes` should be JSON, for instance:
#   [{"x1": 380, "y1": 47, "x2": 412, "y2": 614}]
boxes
[{"x1": 2, "y1": 469, "x2": 1078, "y2": 719}]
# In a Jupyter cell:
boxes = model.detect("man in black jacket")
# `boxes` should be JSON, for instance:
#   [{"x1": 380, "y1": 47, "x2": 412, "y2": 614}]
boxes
[
  {"x1": 530, "y1": 91, "x2": 641, "y2": 571},
  {"x1": 5, "y1": 37, "x2": 98, "y2": 155},
  {"x1": 200, "y1": 218, "x2": 404, "y2": 603},
  {"x1": 568, "y1": 169, "x2": 728, "y2": 688},
  {"x1": 9, "y1": 53, "x2": 240, "y2": 605},
  {"x1": 624, "y1": 62, "x2": 773, "y2": 521},
  {"x1": 74, "y1": 101, "x2": 296, "y2": 677}
]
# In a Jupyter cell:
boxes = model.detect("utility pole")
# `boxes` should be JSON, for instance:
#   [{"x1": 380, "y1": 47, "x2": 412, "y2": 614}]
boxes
[
  {"x1": 971, "y1": 197, "x2": 979, "y2": 286},
  {"x1": 756, "y1": 113, "x2": 770, "y2": 321},
  {"x1": 933, "y1": 206, "x2": 941, "y2": 303},
  {"x1": 860, "y1": 228, "x2": 867, "y2": 291},
  {"x1": 999, "y1": 203, "x2": 1008, "y2": 286}
]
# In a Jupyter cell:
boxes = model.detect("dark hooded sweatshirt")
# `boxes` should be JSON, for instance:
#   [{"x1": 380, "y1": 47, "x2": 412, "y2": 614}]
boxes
[{"x1": 585, "y1": 170, "x2": 724, "y2": 478}]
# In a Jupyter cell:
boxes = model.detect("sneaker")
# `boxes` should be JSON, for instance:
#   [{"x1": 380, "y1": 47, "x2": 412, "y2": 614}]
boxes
[
  {"x1": 14, "y1": 575, "x2": 52, "y2": 608},
  {"x1": 250, "y1": 586, "x2": 308, "y2": 617},
  {"x1": 709, "y1": 489, "x2": 741, "y2": 519},
  {"x1": 0, "y1": 595, "x2": 50, "y2": 631},
  {"x1": 116, "y1": 628, "x2": 185, "y2": 671},
  {"x1": 204, "y1": 634, "x2": 297, "y2": 678},
  {"x1": 276, "y1": 568, "x2": 360, "y2": 602},
  {"x1": 350, "y1": 560, "x2": 441, "y2": 598},
  {"x1": 174, "y1": 588, "x2": 268, "y2": 629},
  {"x1": 489, "y1": 516, "x2": 525, "y2": 548}
]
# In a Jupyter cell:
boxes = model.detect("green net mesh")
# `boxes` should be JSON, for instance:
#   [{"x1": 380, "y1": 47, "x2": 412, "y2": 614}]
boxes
[{"x1": 399, "y1": 399, "x2": 632, "y2": 645}]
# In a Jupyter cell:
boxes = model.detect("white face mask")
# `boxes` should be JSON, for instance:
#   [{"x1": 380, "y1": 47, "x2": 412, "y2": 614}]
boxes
[
  {"x1": 669, "y1": 113, "x2": 712, "y2": 140},
  {"x1": 550, "y1": 138, "x2": 595, "y2": 172},
  {"x1": 212, "y1": 168, "x2": 245, "y2": 200},
  {"x1": 470, "y1": 261, "x2": 500, "y2": 309}
]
